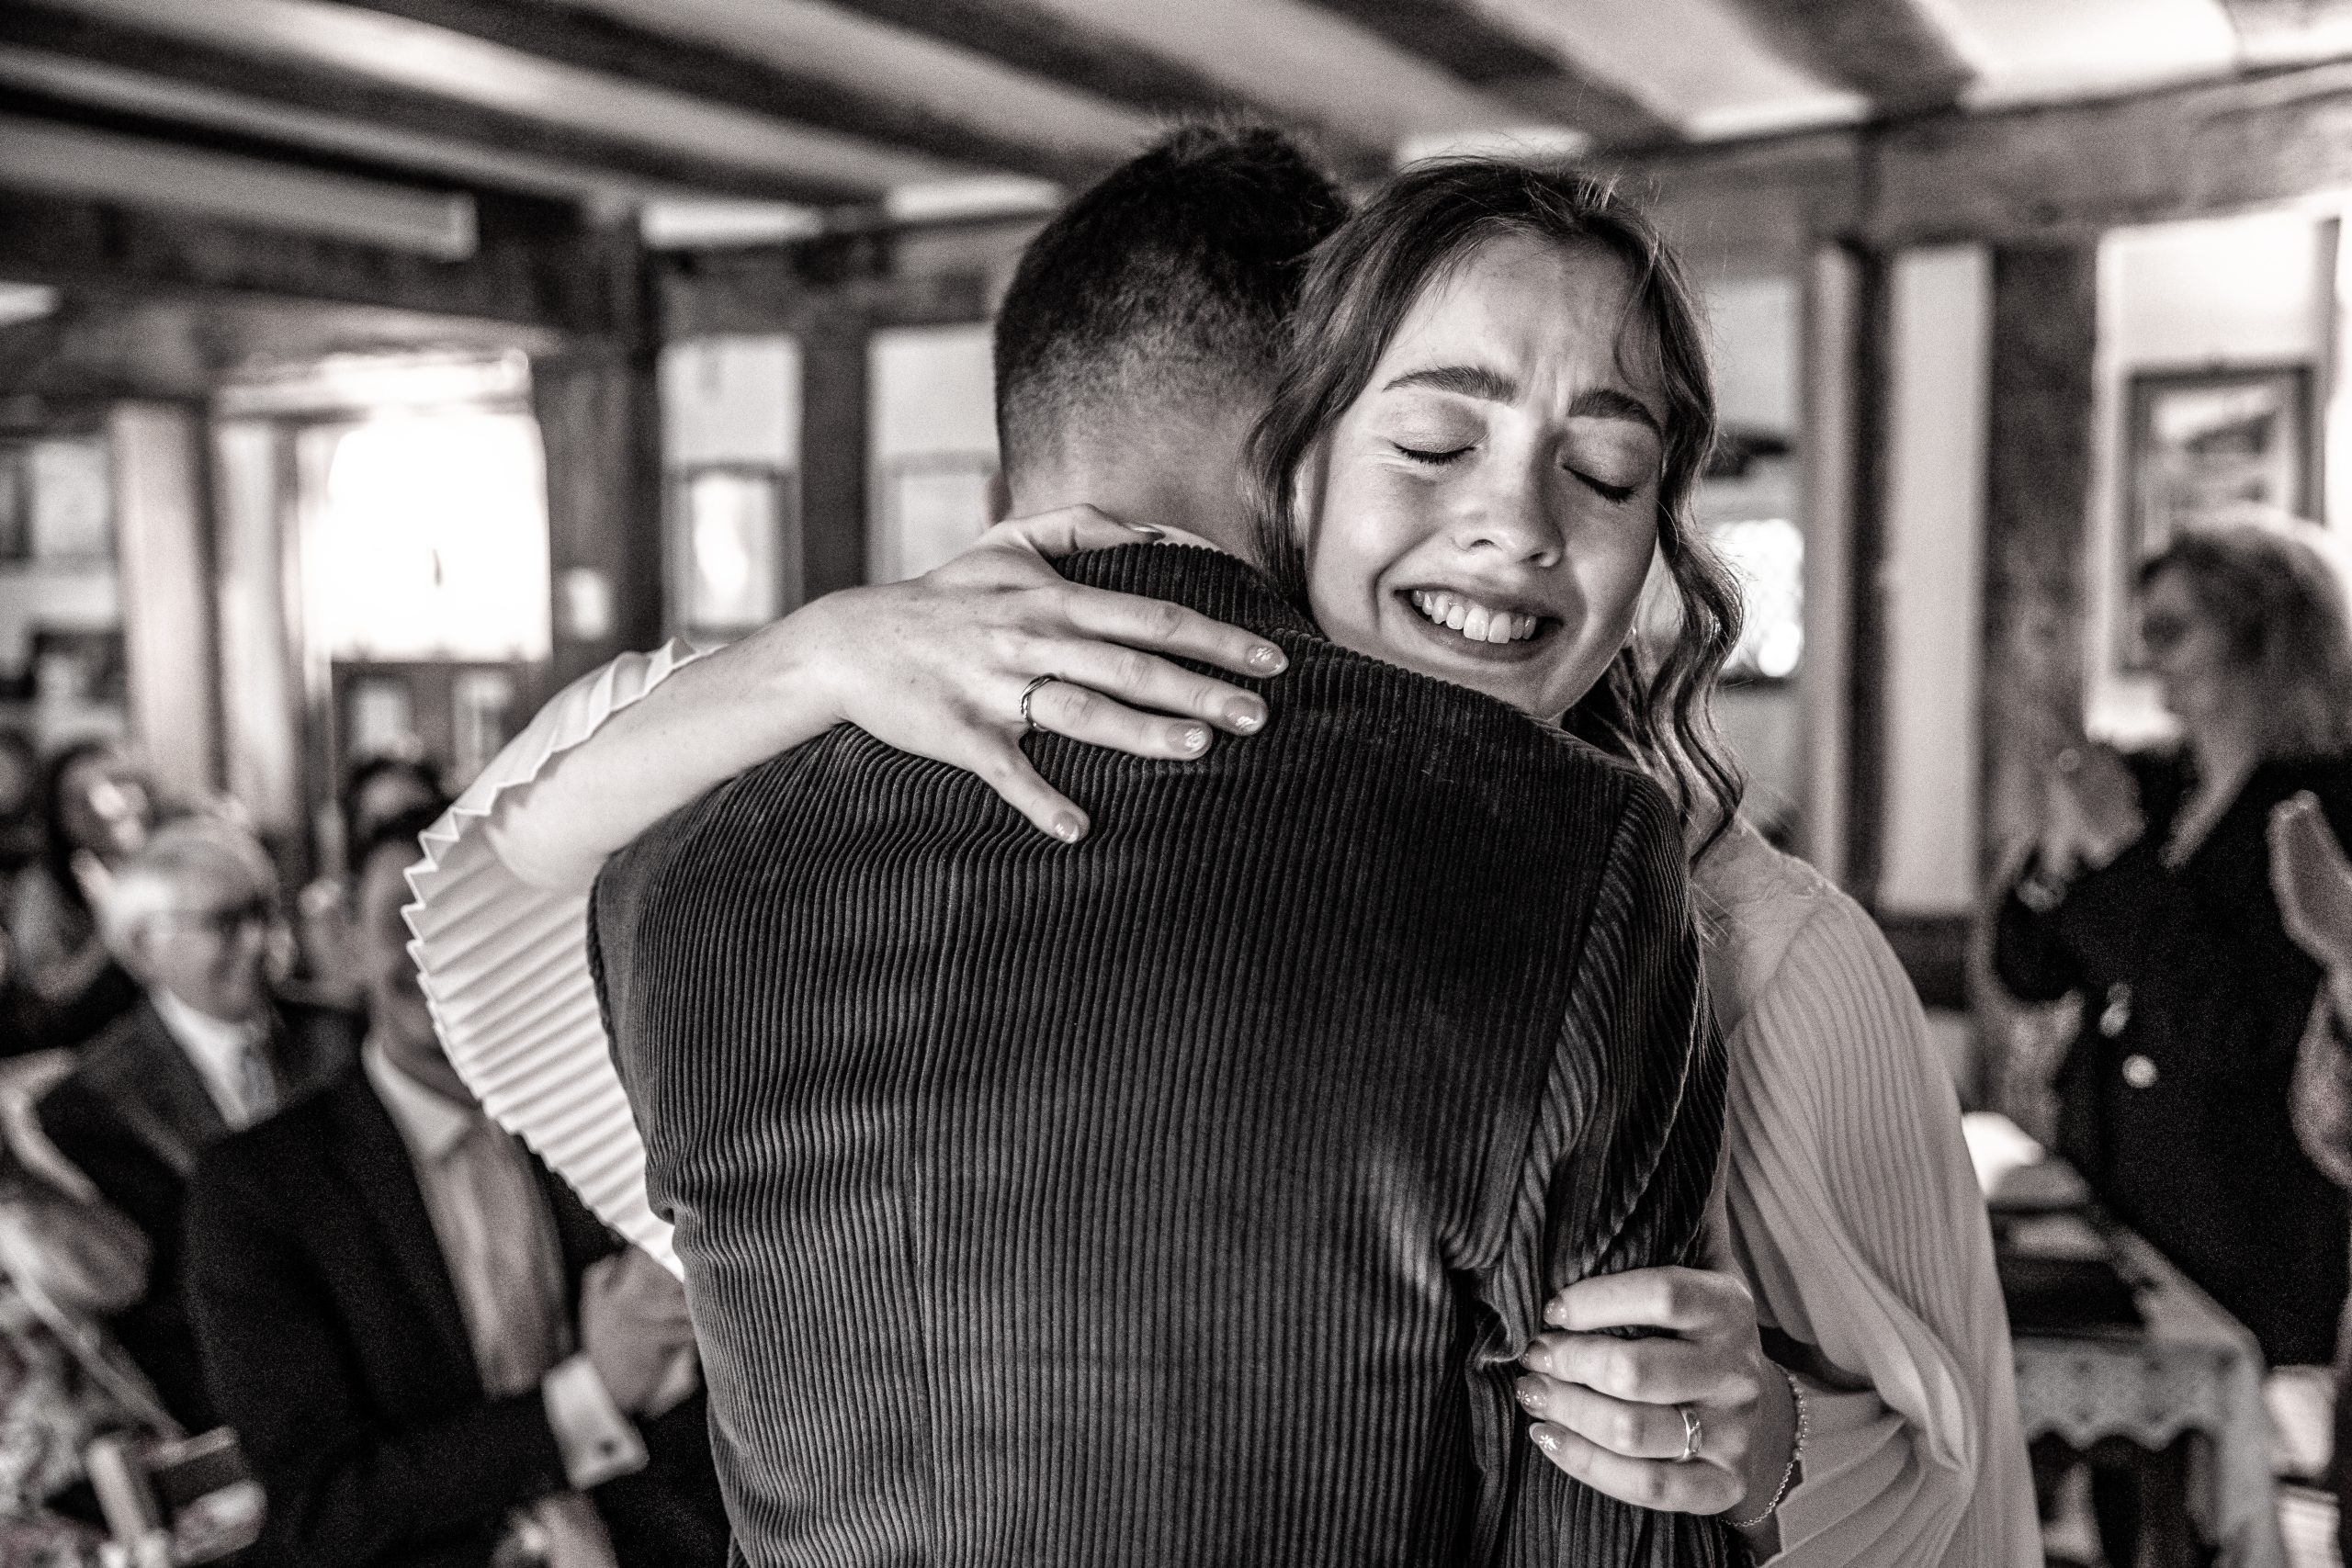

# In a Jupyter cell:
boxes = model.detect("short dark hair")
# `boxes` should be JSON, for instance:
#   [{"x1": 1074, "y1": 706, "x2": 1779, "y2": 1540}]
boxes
[
  {"x1": 992, "y1": 125, "x2": 1349, "y2": 479},
  {"x1": 340, "y1": 754, "x2": 443, "y2": 874},
  {"x1": 1247, "y1": 158, "x2": 1744, "y2": 852}
]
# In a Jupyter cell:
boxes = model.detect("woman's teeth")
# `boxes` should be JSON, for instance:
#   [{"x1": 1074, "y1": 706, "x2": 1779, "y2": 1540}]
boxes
[{"x1": 1408, "y1": 590, "x2": 1540, "y2": 645}]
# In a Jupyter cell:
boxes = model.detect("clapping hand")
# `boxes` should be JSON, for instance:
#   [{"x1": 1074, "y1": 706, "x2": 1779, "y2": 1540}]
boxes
[
  {"x1": 1517, "y1": 1268, "x2": 1795, "y2": 1523},
  {"x1": 2039, "y1": 745, "x2": 2143, "y2": 876},
  {"x1": 2271, "y1": 792, "x2": 2352, "y2": 986}
]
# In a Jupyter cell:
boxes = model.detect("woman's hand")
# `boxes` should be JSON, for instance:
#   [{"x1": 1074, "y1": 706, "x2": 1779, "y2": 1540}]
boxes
[
  {"x1": 2038, "y1": 745, "x2": 2143, "y2": 876},
  {"x1": 1518, "y1": 1267, "x2": 1795, "y2": 1524},
  {"x1": 2273, "y1": 792, "x2": 2352, "y2": 1002},
  {"x1": 791, "y1": 506, "x2": 1286, "y2": 840}
]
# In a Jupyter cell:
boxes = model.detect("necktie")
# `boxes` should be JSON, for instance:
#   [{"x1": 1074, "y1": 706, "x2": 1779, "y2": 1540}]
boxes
[
  {"x1": 233, "y1": 1043, "x2": 277, "y2": 1128},
  {"x1": 439, "y1": 1120, "x2": 618, "y2": 1568}
]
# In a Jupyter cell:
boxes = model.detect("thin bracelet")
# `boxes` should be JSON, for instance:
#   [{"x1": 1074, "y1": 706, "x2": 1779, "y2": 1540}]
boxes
[{"x1": 1726, "y1": 1367, "x2": 1808, "y2": 1531}]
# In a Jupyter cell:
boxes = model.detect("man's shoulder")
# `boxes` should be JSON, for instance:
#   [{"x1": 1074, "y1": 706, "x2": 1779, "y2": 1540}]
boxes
[
  {"x1": 40, "y1": 1001, "x2": 163, "y2": 1124},
  {"x1": 192, "y1": 1066, "x2": 359, "y2": 1198}
]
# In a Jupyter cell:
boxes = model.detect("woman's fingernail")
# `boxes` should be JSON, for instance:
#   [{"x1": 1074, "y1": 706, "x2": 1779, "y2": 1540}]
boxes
[
  {"x1": 1247, "y1": 644, "x2": 1286, "y2": 673},
  {"x1": 1530, "y1": 1428, "x2": 1560, "y2": 1455},
  {"x1": 1522, "y1": 1346, "x2": 1549, "y2": 1375},
  {"x1": 1226, "y1": 702, "x2": 1263, "y2": 734},
  {"x1": 1129, "y1": 524, "x2": 1165, "y2": 540},
  {"x1": 1052, "y1": 814, "x2": 1086, "y2": 843},
  {"x1": 1177, "y1": 725, "x2": 1210, "y2": 754},
  {"x1": 1515, "y1": 1379, "x2": 1544, "y2": 1413}
]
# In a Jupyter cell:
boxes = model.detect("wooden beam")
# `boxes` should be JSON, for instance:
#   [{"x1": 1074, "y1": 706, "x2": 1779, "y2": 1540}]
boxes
[
  {"x1": 815, "y1": 0, "x2": 1391, "y2": 172},
  {"x1": 317, "y1": 0, "x2": 1102, "y2": 186},
  {"x1": 1297, "y1": 0, "x2": 1679, "y2": 146},
  {"x1": 1868, "y1": 61, "x2": 2352, "y2": 243},
  {"x1": 0, "y1": 185, "x2": 639, "y2": 337},
  {"x1": 0, "y1": 2, "x2": 878, "y2": 206},
  {"x1": 1717, "y1": 0, "x2": 1971, "y2": 114}
]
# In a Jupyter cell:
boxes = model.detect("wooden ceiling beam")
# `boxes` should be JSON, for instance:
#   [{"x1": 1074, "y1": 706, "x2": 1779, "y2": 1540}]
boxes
[
  {"x1": 1295, "y1": 0, "x2": 1679, "y2": 148},
  {"x1": 814, "y1": 0, "x2": 1395, "y2": 173},
  {"x1": 316, "y1": 0, "x2": 1103, "y2": 186},
  {"x1": 1, "y1": 2, "x2": 881, "y2": 206},
  {"x1": 0, "y1": 184, "x2": 639, "y2": 338},
  {"x1": 1716, "y1": 0, "x2": 1972, "y2": 114}
]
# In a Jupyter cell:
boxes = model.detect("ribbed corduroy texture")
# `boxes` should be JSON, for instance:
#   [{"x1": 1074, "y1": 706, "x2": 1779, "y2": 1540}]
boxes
[{"x1": 591, "y1": 546, "x2": 1733, "y2": 1568}]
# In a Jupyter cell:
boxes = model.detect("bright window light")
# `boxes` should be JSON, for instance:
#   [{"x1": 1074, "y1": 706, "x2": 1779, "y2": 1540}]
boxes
[
  {"x1": 314, "y1": 412, "x2": 551, "y2": 661},
  {"x1": 1710, "y1": 517, "x2": 1805, "y2": 682}
]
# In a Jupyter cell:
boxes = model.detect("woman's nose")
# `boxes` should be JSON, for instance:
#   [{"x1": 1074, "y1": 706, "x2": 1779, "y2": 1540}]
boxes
[{"x1": 1449, "y1": 465, "x2": 1563, "y2": 568}]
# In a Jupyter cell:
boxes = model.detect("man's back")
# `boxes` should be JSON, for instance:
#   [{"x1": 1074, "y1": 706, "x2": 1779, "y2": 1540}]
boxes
[{"x1": 593, "y1": 546, "x2": 1729, "y2": 1567}]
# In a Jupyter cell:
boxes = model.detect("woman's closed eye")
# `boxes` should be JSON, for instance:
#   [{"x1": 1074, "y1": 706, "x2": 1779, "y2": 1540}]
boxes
[
  {"x1": 1393, "y1": 441, "x2": 1474, "y2": 467},
  {"x1": 1570, "y1": 468, "x2": 1639, "y2": 503}
]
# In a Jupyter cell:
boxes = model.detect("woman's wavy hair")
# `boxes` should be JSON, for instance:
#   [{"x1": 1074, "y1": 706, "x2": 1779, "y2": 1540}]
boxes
[
  {"x1": 1245, "y1": 157, "x2": 1745, "y2": 852},
  {"x1": 2138, "y1": 513, "x2": 2352, "y2": 759}
]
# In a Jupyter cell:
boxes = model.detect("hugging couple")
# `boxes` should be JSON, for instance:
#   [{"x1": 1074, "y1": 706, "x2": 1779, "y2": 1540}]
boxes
[{"x1": 411, "y1": 128, "x2": 2039, "y2": 1566}]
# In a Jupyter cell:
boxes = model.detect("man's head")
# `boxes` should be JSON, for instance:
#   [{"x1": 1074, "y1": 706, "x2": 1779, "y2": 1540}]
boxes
[
  {"x1": 103, "y1": 816, "x2": 281, "y2": 1025},
  {"x1": 350, "y1": 802, "x2": 467, "y2": 1101},
  {"x1": 991, "y1": 125, "x2": 1349, "y2": 529}
]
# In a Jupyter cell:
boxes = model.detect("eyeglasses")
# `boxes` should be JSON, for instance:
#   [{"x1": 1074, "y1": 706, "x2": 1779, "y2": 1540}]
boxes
[{"x1": 156, "y1": 897, "x2": 277, "y2": 942}]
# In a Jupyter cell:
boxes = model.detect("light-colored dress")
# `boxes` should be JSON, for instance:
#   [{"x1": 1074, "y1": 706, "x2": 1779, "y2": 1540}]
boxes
[
  {"x1": 1690, "y1": 825, "x2": 2040, "y2": 1565},
  {"x1": 407, "y1": 646, "x2": 2041, "y2": 1566}
]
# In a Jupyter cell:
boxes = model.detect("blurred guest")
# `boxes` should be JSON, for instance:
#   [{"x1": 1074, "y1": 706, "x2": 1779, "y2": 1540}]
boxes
[
  {"x1": 1994, "y1": 517, "x2": 2352, "y2": 1370},
  {"x1": 294, "y1": 756, "x2": 445, "y2": 1008},
  {"x1": 5, "y1": 743, "x2": 153, "y2": 1056},
  {"x1": 34, "y1": 818, "x2": 356, "y2": 1430},
  {"x1": 187, "y1": 804, "x2": 726, "y2": 1568},
  {"x1": 0, "y1": 1051, "x2": 170, "y2": 1568}
]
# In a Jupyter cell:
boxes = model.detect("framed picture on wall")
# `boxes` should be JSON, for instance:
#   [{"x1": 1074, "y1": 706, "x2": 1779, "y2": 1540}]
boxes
[
  {"x1": 877, "y1": 453, "x2": 999, "y2": 585},
  {"x1": 2121, "y1": 364, "x2": 2314, "y2": 664},
  {"x1": 668, "y1": 464, "x2": 797, "y2": 643}
]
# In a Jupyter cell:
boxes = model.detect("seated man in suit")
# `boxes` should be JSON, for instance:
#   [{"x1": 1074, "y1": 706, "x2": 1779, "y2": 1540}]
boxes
[
  {"x1": 590, "y1": 130, "x2": 1730, "y2": 1566},
  {"x1": 35, "y1": 815, "x2": 356, "y2": 1428},
  {"x1": 184, "y1": 806, "x2": 728, "y2": 1568}
]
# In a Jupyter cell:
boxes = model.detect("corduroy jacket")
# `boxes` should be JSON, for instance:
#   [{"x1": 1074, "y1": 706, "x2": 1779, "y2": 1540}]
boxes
[{"x1": 593, "y1": 544, "x2": 1733, "y2": 1568}]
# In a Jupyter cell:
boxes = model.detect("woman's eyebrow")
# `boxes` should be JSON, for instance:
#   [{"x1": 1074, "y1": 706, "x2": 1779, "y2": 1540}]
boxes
[
  {"x1": 1569, "y1": 388, "x2": 1662, "y2": 435},
  {"x1": 1383, "y1": 364, "x2": 1516, "y2": 401}
]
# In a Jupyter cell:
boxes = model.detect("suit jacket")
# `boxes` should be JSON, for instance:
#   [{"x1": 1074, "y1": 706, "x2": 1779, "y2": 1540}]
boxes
[
  {"x1": 34, "y1": 994, "x2": 356, "y2": 1428},
  {"x1": 182, "y1": 1066, "x2": 729, "y2": 1568},
  {"x1": 593, "y1": 545, "x2": 1732, "y2": 1568},
  {"x1": 1996, "y1": 750, "x2": 2352, "y2": 1365}
]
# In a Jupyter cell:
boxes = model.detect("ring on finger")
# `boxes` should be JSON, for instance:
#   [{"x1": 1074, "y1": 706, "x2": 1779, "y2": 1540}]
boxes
[
  {"x1": 1676, "y1": 1404, "x2": 1702, "y2": 1464},
  {"x1": 1017, "y1": 673, "x2": 1060, "y2": 733}
]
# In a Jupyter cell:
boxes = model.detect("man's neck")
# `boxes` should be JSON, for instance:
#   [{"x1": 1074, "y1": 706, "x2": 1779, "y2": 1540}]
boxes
[{"x1": 1005, "y1": 409, "x2": 1261, "y2": 558}]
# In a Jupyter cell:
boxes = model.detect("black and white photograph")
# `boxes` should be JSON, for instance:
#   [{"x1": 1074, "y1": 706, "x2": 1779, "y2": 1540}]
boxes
[{"x1": 6, "y1": 4, "x2": 2352, "y2": 1567}]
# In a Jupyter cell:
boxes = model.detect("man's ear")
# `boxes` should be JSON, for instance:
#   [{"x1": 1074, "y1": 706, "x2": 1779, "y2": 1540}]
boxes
[
  {"x1": 110, "y1": 919, "x2": 154, "y2": 986},
  {"x1": 986, "y1": 468, "x2": 1012, "y2": 525}
]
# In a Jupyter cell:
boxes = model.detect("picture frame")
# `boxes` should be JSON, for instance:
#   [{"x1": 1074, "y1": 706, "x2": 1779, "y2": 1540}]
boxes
[{"x1": 2120, "y1": 364, "x2": 2314, "y2": 664}]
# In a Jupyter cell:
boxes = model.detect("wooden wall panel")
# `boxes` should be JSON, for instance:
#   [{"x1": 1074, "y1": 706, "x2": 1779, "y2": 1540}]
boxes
[{"x1": 534, "y1": 350, "x2": 663, "y2": 686}]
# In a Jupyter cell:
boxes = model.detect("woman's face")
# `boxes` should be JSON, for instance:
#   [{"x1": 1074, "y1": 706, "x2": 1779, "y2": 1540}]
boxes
[
  {"x1": 2139, "y1": 567, "x2": 2248, "y2": 734},
  {"x1": 1304, "y1": 234, "x2": 1666, "y2": 724}
]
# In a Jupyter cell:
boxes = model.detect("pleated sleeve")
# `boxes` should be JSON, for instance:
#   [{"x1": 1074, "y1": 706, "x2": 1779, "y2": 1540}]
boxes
[
  {"x1": 402, "y1": 643, "x2": 700, "y2": 1278},
  {"x1": 1699, "y1": 830, "x2": 2041, "y2": 1567}
]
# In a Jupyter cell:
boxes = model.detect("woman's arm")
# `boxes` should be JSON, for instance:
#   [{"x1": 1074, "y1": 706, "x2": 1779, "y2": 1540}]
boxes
[
  {"x1": 1717, "y1": 890, "x2": 2036, "y2": 1566},
  {"x1": 411, "y1": 509, "x2": 1288, "y2": 1269},
  {"x1": 492, "y1": 508, "x2": 1286, "y2": 894}
]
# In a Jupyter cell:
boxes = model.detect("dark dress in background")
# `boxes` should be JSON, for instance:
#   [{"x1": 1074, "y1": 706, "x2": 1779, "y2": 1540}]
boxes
[{"x1": 1994, "y1": 750, "x2": 2352, "y2": 1367}]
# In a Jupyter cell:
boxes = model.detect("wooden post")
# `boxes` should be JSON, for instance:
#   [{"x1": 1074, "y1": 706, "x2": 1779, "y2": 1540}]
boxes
[
  {"x1": 1982, "y1": 243, "x2": 2098, "y2": 874},
  {"x1": 110, "y1": 400, "x2": 220, "y2": 799},
  {"x1": 797, "y1": 314, "x2": 872, "y2": 604},
  {"x1": 535, "y1": 349, "x2": 663, "y2": 685}
]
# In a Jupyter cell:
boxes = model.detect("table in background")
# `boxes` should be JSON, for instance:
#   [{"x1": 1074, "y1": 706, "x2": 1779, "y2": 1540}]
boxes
[{"x1": 1966, "y1": 1113, "x2": 2288, "y2": 1568}]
